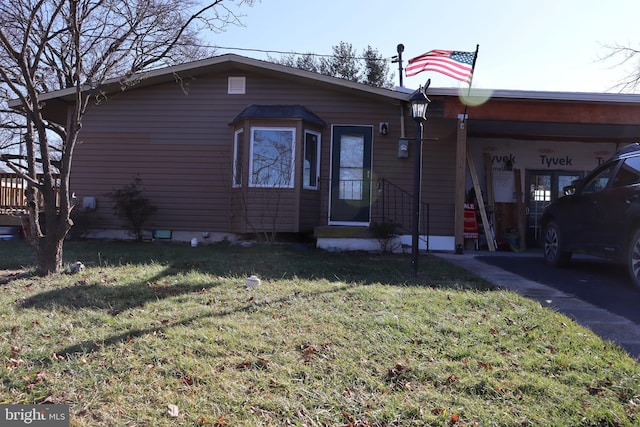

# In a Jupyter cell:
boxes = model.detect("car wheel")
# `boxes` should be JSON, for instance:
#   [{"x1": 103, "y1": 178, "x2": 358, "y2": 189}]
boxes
[
  {"x1": 627, "y1": 229, "x2": 640, "y2": 289},
  {"x1": 543, "y1": 222, "x2": 572, "y2": 267}
]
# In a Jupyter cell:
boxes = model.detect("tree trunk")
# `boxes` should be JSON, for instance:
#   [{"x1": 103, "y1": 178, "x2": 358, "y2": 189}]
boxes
[
  {"x1": 35, "y1": 233, "x2": 64, "y2": 276},
  {"x1": 27, "y1": 207, "x2": 71, "y2": 276}
]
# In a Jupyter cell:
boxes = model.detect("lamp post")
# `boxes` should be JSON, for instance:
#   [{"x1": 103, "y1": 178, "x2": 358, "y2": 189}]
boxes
[{"x1": 409, "y1": 80, "x2": 431, "y2": 277}]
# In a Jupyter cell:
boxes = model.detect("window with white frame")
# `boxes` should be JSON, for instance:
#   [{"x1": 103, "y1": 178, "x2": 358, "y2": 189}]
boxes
[
  {"x1": 249, "y1": 127, "x2": 296, "y2": 188},
  {"x1": 303, "y1": 130, "x2": 321, "y2": 189},
  {"x1": 233, "y1": 129, "x2": 243, "y2": 187}
]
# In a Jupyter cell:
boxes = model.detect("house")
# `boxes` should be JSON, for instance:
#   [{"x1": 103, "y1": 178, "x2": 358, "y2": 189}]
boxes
[{"x1": 21, "y1": 54, "x2": 640, "y2": 251}]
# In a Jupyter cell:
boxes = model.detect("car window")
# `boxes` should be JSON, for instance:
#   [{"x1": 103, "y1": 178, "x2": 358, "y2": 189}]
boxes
[
  {"x1": 612, "y1": 156, "x2": 640, "y2": 188},
  {"x1": 581, "y1": 163, "x2": 617, "y2": 194}
]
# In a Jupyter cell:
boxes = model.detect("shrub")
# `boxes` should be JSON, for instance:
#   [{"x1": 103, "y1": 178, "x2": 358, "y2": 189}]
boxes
[
  {"x1": 106, "y1": 176, "x2": 157, "y2": 241},
  {"x1": 370, "y1": 220, "x2": 399, "y2": 253}
]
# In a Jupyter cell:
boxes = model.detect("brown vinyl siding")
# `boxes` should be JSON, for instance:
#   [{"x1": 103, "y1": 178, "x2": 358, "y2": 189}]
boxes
[
  {"x1": 367, "y1": 115, "x2": 457, "y2": 237},
  {"x1": 71, "y1": 132, "x2": 232, "y2": 231},
  {"x1": 70, "y1": 65, "x2": 456, "y2": 237},
  {"x1": 299, "y1": 189, "x2": 321, "y2": 232},
  {"x1": 422, "y1": 119, "x2": 457, "y2": 236},
  {"x1": 236, "y1": 188, "x2": 298, "y2": 233}
]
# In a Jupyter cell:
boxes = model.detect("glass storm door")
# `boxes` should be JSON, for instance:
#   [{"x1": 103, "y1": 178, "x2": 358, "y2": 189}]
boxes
[
  {"x1": 329, "y1": 126, "x2": 373, "y2": 224},
  {"x1": 526, "y1": 170, "x2": 582, "y2": 247},
  {"x1": 526, "y1": 172, "x2": 552, "y2": 247}
]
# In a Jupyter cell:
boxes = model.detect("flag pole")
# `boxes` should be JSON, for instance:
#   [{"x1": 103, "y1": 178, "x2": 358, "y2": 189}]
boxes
[
  {"x1": 392, "y1": 43, "x2": 405, "y2": 87},
  {"x1": 468, "y1": 44, "x2": 480, "y2": 92},
  {"x1": 463, "y1": 44, "x2": 480, "y2": 119},
  {"x1": 393, "y1": 43, "x2": 406, "y2": 138}
]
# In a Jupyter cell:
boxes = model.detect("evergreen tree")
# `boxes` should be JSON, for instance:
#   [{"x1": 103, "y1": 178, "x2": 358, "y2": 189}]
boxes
[{"x1": 270, "y1": 42, "x2": 395, "y2": 88}]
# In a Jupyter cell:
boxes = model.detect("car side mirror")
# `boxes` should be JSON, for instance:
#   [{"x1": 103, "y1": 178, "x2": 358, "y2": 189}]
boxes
[{"x1": 563, "y1": 185, "x2": 576, "y2": 196}]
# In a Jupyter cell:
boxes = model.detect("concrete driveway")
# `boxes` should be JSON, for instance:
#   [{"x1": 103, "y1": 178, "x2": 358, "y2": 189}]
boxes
[{"x1": 435, "y1": 249, "x2": 640, "y2": 360}]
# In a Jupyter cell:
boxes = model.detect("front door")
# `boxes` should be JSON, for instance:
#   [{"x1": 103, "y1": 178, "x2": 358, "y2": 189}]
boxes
[{"x1": 329, "y1": 125, "x2": 373, "y2": 224}]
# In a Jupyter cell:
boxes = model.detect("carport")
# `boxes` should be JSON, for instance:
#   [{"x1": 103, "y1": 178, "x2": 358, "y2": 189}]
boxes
[{"x1": 430, "y1": 88, "x2": 640, "y2": 252}]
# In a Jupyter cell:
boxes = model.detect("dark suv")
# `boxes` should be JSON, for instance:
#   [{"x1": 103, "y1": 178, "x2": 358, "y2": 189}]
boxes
[{"x1": 540, "y1": 143, "x2": 640, "y2": 288}]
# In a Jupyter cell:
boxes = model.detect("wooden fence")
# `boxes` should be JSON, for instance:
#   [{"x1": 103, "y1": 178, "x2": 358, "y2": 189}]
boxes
[{"x1": 0, "y1": 173, "x2": 59, "y2": 214}]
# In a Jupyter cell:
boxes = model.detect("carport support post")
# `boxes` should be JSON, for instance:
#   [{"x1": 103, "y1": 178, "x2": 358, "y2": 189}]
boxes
[{"x1": 454, "y1": 114, "x2": 468, "y2": 253}]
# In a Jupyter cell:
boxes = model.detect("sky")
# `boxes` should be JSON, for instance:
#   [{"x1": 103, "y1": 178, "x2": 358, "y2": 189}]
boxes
[{"x1": 206, "y1": 0, "x2": 640, "y2": 93}]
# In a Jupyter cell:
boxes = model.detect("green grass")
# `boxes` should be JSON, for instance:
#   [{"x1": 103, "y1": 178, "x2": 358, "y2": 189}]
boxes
[{"x1": 1, "y1": 240, "x2": 639, "y2": 426}]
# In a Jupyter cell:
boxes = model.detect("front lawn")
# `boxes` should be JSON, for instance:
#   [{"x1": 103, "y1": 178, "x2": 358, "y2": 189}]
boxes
[{"x1": 1, "y1": 241, "x2": 638, "y2": 426}]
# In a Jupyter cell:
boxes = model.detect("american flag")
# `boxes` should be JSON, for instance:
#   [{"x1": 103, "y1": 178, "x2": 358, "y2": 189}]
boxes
[{"x1": 405, "y1": 50, "x2": 476, "y2": 82}]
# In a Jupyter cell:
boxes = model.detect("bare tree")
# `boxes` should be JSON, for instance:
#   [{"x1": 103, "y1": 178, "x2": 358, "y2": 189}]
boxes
[
  {"x1": 600, "y1": 43, "x2": 640, "y2": 93},
  {"x1": 0, "y1": 0, "x2": 254, "y2": 275}
]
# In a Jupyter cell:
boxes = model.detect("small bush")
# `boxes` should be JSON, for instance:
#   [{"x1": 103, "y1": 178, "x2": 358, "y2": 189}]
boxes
[
  {"x1": 370, "y1": 220, "x2": 399, "y2": 253},
  {"x1": 106, "y1": 175, "x2": 157, "y2": 241}
]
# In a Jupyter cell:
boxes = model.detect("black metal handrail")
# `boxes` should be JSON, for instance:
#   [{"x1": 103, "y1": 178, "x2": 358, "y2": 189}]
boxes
[
  {"x1": 374, "y1": 178, "x2": 429, "y2": 250},
  {"x1": 317, "y1": 178, "x2": 430, "y2": 250}
]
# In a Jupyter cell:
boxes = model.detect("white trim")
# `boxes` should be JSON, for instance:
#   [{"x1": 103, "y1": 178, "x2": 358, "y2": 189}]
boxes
[
  {"x1": 249, "y1": 127, "x2": 296, "y2": 188},
  {"x1": 232, "y1": 129, "x2": 243, "y2": 188},
  {"x1": 303, "y1": 129, "x2": 321, "y2": 190}
]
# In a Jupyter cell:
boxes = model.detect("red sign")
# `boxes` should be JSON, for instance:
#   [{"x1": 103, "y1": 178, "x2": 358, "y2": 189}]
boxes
[{"x1": 464, "y1": 203, "x2": 478, "y2": 239}]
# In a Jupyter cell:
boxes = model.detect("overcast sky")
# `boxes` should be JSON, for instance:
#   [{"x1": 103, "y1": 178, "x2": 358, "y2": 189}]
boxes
[{"x1": 207, "y1": 0, "x2": 640, "y2": 93}]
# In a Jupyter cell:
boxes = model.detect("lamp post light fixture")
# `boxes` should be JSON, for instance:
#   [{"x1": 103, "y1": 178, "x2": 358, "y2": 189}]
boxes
[{"x1": 409, "y1": 79, "x2": 431, "y2": 277}]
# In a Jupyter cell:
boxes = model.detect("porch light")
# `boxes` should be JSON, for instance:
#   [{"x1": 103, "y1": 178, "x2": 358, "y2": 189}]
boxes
[{"x1": 409, "y1": 80, "x2": 431, "y2": 277}]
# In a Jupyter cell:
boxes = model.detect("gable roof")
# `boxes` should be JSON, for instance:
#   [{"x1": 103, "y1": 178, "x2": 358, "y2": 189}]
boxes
[
  {"x1": 9, "y1": 54, "x2": 409, "y2": 110},
  {"x1": 11, "y1": 53, "x2": 640, "y2": 124}
]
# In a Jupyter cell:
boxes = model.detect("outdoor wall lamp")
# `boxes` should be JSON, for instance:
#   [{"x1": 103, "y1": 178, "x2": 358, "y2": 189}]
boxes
[{"x1": 409, "y1": 79, "x2": 431, "y2": 277}]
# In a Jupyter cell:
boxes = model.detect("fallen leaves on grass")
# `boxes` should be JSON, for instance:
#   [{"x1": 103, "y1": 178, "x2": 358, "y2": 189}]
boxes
[
  {"x1": 235, "y1": 357, "x2": 270, "y2": 371},
  {"x1": 477, "y1": 361, "x2": 493, "y2": 370},
  {"x1": 10, "y1": 345, "x2": 20, "y2": 357},
  {"x1": 387, "y1": 360, "x2": 412, "y2": 378},
  {"x1": 431, "y1": 407, "x2": 445, "y2": 415},
  {"x1": 387, "y1": 360, "x2": 414, "y2": 389},
  {"x1": 5, "y1": 358, "x2": 25, "y2": 369},
  {"x1": 341, "y1": 409, "x2": 372, "y2": 426},
  {"x1": 212, "y1": 415, "x2": 230, "y2": 426},
  {"x1": 301, "y1": 344, "x2": 318, "y2": 362}
]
